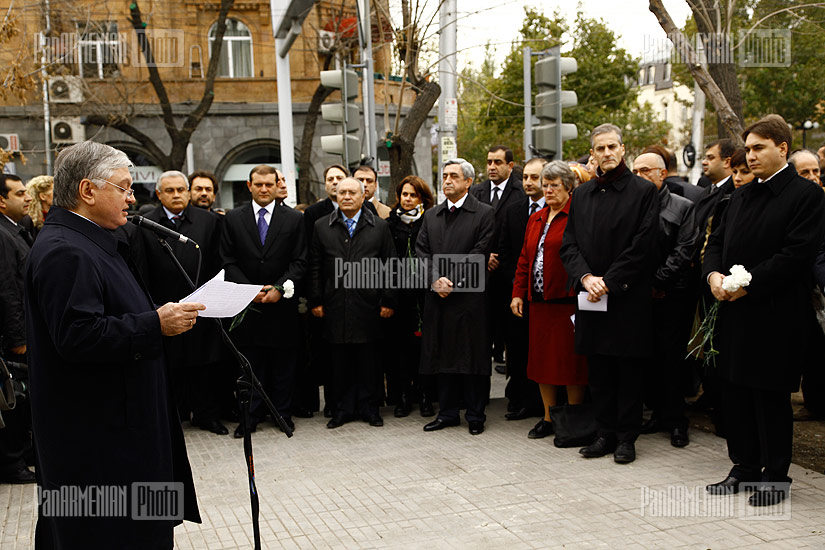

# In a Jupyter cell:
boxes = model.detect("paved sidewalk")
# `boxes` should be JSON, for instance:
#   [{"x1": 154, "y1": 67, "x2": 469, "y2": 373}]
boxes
[{"x1": 2, "y1": 391, "x2": 825, "y2": 549}]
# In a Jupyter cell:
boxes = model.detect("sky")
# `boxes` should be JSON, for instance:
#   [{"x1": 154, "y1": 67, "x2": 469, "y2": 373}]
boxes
[{"x1": 452, "y1": 0, "x2": 693, "y2": 71}]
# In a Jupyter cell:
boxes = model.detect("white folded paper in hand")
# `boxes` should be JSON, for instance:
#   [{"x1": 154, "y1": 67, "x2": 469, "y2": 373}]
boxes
[
  {"x1": 577, "y1": 291, "x2": 607, "y2": 312},
  {"x1": 181, "y1": 269, "x2": 263, "y2": 318}
]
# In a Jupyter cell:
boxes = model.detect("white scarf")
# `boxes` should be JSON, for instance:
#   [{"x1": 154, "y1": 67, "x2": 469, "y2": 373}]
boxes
[{"x1": 398, "y1": 204, "x2": 424, "y2": 225}]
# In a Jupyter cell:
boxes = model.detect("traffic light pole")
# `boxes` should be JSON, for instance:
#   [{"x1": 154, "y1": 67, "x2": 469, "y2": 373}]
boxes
[
  {"x1": 437, "y1": 0, "x2": 457, "y2": 202},
  {"x1": 523, "y1": 46, "x2": 532, "y2": 160},
  {"x1": 357, "y1": 0, "x2": 377, "y2": 166}
]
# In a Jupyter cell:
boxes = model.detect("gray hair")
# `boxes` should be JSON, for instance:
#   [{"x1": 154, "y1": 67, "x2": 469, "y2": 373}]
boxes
[
  {"x1": 444, "y1": 158, "x2": 475, "y2": 181},
  {"x1": 339, "y1": 176, "x2": 365, "y2": 194},
  {"x1": 789, "y1": 149, "x2": 818, "y2": 167},
  {"x1": 590, "y1": 123, "x2": 623, "y2": 147},
  {"x1": 53, "y1": 141, "x2": 133, "y2": 209},
  {"x1": 541, "y1": 160, "x2": 577, "y2": 192},
  {"x1": 156, "y1": 170, "x2": 189, "y2": 192}
]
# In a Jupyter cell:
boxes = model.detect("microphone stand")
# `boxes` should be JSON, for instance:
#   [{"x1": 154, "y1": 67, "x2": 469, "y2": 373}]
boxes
[{"x1": 155, "y1": 236, "x2": 291, "y2": 550}]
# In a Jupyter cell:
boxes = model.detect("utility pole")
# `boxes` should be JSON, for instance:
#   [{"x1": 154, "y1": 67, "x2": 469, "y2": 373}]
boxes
[
  {"x1": 688, "y1": 40, "x2": 707, "y2": 186},
  {"x1": 357, "y1": 0, "x2": 377, "y2": 167},
  {"x1": 437, "y1": 0, "x2": 457, "y2": 203},
  {"x1": 523, "y1": 46, "x2": 532, "y2": 160}
]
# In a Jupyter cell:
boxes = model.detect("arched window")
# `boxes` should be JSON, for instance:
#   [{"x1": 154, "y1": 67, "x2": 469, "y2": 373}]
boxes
[{"x1": 208, "y1": 19, "x2": 253, "y2": 78}]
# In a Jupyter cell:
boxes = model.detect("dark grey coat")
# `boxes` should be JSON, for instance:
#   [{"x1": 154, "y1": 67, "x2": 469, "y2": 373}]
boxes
[
  {"x1": 309, "y1": 207, "x2": 397, "y2": 344},
  {"x1": 416, "y1": 193, "x2": 496, "y2": 375}
]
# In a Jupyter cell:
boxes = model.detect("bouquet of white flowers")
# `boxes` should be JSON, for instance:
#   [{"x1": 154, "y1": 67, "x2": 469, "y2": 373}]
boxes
[{"x1": 687, "y1": 265, "x2": 752, "y2": 368}]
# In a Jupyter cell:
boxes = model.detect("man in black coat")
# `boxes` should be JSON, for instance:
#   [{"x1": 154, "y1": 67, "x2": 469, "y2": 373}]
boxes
[
  {"x1": 0, "y1": 173, "x2": 35, "y2": 484},
  {"x1": 470, "y1": 145, "x2": 525, "y2": 365},
  {"x1": 132, "y1": 170, "x2": 228, "y2": 435},
  {"x1": 560, "y1": 124, "x2": 659, "y2": 464},
  {"x1": 703, "y1": 115, "x2": 825, "y2": 506},
  {"x1": 26, "y1": 141, "x2": 203, "y2": 548},
  {"x1": 632, "y1": 152, "x2": 696, "y2": 448},
  {"x1": 418, "y1": 159, "x2": 496, "y2": 435},
  {"x1": 308, "y1": 177, "x2": 397, "y2": 428},
  {"x1": 221, "y1": 165, "x2": 307, "y2": 437},
  {"x1": 496, "y1": 157, "x2": 547, "y2": 420}
]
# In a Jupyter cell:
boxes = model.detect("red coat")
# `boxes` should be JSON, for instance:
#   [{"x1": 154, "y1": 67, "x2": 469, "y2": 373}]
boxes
[{"x1": 513, "y1": 198, "x2": 575, "y2": 302}]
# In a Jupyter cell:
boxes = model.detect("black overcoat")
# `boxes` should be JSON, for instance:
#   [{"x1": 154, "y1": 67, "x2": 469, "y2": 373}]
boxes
[
  {"x1": 416, "y1": 193, "x2": 496, "y2": 375},
  {"x1": 0, "y1": 221, "x2": 29, "y2": 351},
  {"x1": 220, "y1": 202, "x2": 307, "y2": 348},
  {"x1": 25, "y1": 207, "x2": 200, "y2": 548},
  {"x1": 132, "y1": 204, "x2": 224, "y2": 367},
  {"x1": 560, "y1": 162, "x2": 660, "y2": 357},
  {"x1": 308, "y1": 207, "x2": 398, "y2": 344},
  {"x1": 703, "y1": 164, "x2": 825, "y2": 391}
]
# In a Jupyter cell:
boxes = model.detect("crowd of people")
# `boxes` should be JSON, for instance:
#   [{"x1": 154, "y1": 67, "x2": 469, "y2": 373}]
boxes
[{"x1": 1, "y1": 114, "x2": 824, "y2": 516}]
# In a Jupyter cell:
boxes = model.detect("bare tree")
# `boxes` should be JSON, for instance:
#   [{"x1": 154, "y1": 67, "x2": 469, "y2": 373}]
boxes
[{"x1": 83, "y1": 0, "x2": 235, "y2": 170}]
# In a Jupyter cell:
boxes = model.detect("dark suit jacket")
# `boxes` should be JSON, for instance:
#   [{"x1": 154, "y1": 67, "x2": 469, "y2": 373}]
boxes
[
  {"x1": 221, "y1": 201, "x2": 307, "y2": 348},
  {"x1": 560, "y1": 162, "x2": 660, "y2": 357},
  {"x1": 308, "y1": 207, "x2": 397, "y2": 344},
  {"x1": 132, "y1": 204, "x2": 224, "y2": 367},
  {"x1": 703, "y1": 164, "x2": 825, "y2": 391},
  {"x1": 25, "y1": 207, "x2": 200, "y2": 547},
  {"x1": 498, "y1": 197, "x2": 546, "y2": 284},
  {"x1": 0, "y1": 219, "x2": 29, "y2": 351},
  {"x1": 416, "y1": 193, "x2": 496, "y2": 375},
  {"x1": 469, "y1": 172, "x2": 525, "y2": 239}
]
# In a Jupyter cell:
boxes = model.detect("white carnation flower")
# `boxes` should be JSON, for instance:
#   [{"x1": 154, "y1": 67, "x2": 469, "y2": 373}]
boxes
[
  {"x1": 282, "y1": 279, "x2": 295, "y2": 299},
  {"x1": 721, "y1": 264, "x2": 752, "y2": 293}
]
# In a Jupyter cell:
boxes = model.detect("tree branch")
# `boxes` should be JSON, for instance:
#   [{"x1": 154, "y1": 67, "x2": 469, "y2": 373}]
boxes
[
  {"x1": 85, "y1": 114, "x2": 169, "y2": 163},
  {"x1": 649, "y1": 0, "x2": 744, "y2": 144}
]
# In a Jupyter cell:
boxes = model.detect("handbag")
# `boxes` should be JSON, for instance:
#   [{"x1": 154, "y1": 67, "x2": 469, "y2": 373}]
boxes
[
  {"x1": 0, "y1": 357, "x2": 18, "y2": 429},
  {"x1": 548, "y1": 403, "x2": 597, "y2": 448}
]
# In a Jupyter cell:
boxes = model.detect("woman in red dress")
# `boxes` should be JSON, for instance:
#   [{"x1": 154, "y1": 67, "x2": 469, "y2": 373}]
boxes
[{"x1": 511, "y1": 161, "x2": 588, "y2": 439}]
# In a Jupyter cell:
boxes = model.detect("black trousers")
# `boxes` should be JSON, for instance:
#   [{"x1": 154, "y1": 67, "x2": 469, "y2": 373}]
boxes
[
  {"x1": 243, "y1": 346, "x2": 297, "y2": 423},
  {"x1": 587, "y1": 355, "x2": 643, "y2": 443},
  {"x1": 331, "y1": 343, "x2": 380, "y2": 418},
  {"x1": 436, "y1": 373, "x2": 490, "y2": 423},
  {"x1": 644, "y1": 291, "x2": 693, "y2": 430},
  {"x1": 723, "y1": 380, "x2": 793, "y2": 483},
  {"x1": 0, "y1": 352, "x2": 31, "y2": 473},
  {"x1": 291, "y1": 315, "x2": 320, "y2": 413},
  {"x1": 168, "y1": 361, "x2": 225, "y2": 424},
  {"x1": 802, "y1": 313, "x2": 825, "y2": 416},
  {"x1": 504, "y1": 302, "x2": 543, "y2": 414},
  {"x1": 489, "y1": 276, "x2": 510, "y2": 359}
]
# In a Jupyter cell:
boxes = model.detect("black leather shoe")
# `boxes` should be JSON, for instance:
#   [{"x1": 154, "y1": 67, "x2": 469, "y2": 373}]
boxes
[
  {"x1": 1, "y1": 466, "x2": 36, "y2": 484},
  {"x1": 323, "y1": 407, "x2": 333, "y2": 419},
  {"x1": 195, "y1": 419, "x2": 229, "y2": 435},
  {"x1": 366, "y1": 414, "x2": 384, "y2": 427},
  {"x1": 614, "y1": 441, "x2": 636, "y2": 464},
  {"x1": 423, "y1": 418, "x2": 460, "y2": 431},
  {"x1": 394, "y1": 396, "x2": 411, "y2": 418},
  {"x1": 748, "y1": 486, "x2": 788, "y2": 506},
  {"x1": 234, "y1": 422, "x2": 258, "y2": 439},
  {"x1": 468, "y1": 421, "x2": 484, "y2": 435},
  {"x1": 528, "y1": 420, "x2": 554, "y2": 439},
  {"x1": 419, "y1": 400, "x2": 435, "y2": 418},
  {"x1": 579, "y1": 436, "x2": 616, "y2": 458},
  {"x1": 505, "y1": 407, "x2": 530, "y2": 421},
  {"x1": 293, "y1": 408, "x2": 314, "y2": 419},
  {"x1": 670, "y1": 428, "x2": 689, "y2": 448},
  {"x1": 640, "y1": 417, "x2": 665, "y2": 434},
  {"x1": 326, "y1": 413, "x2": 349, "y2": 429},
  {"x1": 706, "y1": 476, "x2": 750, "y2": 495}
]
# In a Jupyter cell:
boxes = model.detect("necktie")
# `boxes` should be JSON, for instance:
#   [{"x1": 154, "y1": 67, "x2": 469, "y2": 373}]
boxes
[
  {"x1": 529, "y1": 202, "x2": 538, "y2": 216},
  {"x1": 18, "y1": 226, "x2": 33, "y2": 247},
  {"x1": 449, "y1": 205, "x2": 456, "y2": 213},
  {"x1": 257, "y1": 208, "x2": 268, "y2": 245},
  {"x1": 491, "y1": 186, "x2": 501, "y2": 209},
  {"x1": 345, "y1": 218, "x2": 356, "y2": 237},
  {"x1": 171, "y1": 214, "x2": 182, "y2": 230}
]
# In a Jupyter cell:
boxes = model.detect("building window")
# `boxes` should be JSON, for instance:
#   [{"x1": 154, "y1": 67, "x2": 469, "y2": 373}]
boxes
[
  {"x1": 208, "y1": 19, "x2": 253, "y2": 78},
  {"x1": 647, "y1": 66, "x2": 655, "y2": 84},
  {"x1": 77, "y1": 21, "x2": 121, "y2": 79},
  {"x1": 663, "y1": 62, "x2": 672, "y2": 81}
]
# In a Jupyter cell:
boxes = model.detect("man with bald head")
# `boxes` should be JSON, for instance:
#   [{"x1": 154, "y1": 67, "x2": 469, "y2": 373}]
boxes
[
  {"x1": 633, "y1": 152, "x2": 696, "y2": 447},
  {"x1": 789, "y1": 150, "x2": 821, "y2": 186}
]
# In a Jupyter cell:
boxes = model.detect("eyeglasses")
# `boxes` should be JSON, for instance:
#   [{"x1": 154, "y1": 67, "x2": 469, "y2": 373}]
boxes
[
  {"x1": 632, "y1": 167, "x2": 656, "y2": 175},
  {"x1": 93, "y1": 178, "x2": 135, "y2": 198}
]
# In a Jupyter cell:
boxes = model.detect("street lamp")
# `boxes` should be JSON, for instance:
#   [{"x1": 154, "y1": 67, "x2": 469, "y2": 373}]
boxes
[{"x1": 801, "y1": 120, "x2": 820, "y2": 149}]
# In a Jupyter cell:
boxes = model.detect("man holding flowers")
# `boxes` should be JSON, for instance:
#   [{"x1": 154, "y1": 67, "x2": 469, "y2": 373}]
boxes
[{"x1": 703, "y1": 114, "x2": 825, "y2": 506}]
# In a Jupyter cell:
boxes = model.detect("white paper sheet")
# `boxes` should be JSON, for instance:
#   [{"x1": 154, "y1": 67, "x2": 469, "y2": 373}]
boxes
[
  {"x1": 577, "y1": 291, "x2": 607, "y2": 312},
  {"x1": 181, "y1": 269, "x2": 262, "y2": 318}
]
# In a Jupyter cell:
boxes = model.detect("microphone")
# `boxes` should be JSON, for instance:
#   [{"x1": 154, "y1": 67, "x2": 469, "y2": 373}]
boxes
[{"x1": 130, "y1": 215, "x2": 194, "y2": 245}]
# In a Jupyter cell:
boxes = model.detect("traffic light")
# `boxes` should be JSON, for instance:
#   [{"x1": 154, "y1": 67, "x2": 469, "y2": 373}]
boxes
[
  {"x1": 533, "y1": 47, "x2": 577, "y2": 160},
  {"x1": 320, "y1": 68, "x2": 361, "y2": 166}
]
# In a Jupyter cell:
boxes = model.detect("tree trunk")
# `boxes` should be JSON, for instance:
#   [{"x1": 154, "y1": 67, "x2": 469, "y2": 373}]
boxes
[{"x1": 388, "y1": 80, "x2": 440, "y2": 197}]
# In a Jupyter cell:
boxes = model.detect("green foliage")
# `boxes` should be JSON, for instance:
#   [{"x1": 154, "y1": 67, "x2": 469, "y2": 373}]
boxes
[{"x1": 457, "y1": 8, "x2": 672, "y2": 171}]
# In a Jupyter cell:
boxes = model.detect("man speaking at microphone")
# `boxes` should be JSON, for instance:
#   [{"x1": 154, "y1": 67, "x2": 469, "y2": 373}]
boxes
[{"x1": 25, "y1": 141, "x2": 204, "y2": 549}]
